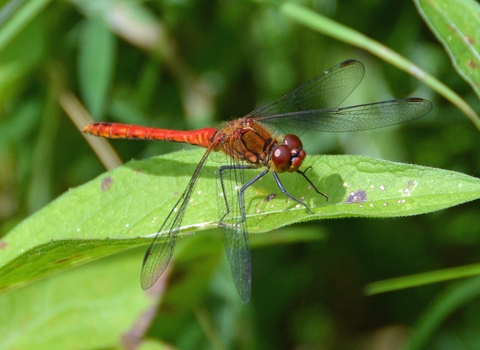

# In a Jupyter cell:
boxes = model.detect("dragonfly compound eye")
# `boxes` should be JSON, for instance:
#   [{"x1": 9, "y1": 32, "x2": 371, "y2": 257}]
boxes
[
  {"x1": 283, "y1": 134, "x2": 302, "y2": 149},
  {"x1": 284, "y1": 134, "x2": 306, "y2": 172},
  {"x1": 271, "y1": 144, "x2": 291, "y2": 172},
  {"x1": 291, "y1": 148, "x2": 306, "y2": 170},
  {"x1": 271, "y1": 140, "x2": 306, "y2": 173}
]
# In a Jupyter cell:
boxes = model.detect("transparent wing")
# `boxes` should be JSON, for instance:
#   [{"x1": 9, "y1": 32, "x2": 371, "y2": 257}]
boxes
[
  {"x1": 246, "y1": 60, "x2": 365, "y2": 118},
  {"x1": 216, "y1": 158, "x2": 252, "y2": 303},
  {"x1": 257, "y1": 98, "x2": 432, "y2": 132},
  {"x1": 220, "y1": 222, "x2": 251, "y2": 303},
  {"x1": 140, "y1": 147, "x2": 214, "y2": 289}
]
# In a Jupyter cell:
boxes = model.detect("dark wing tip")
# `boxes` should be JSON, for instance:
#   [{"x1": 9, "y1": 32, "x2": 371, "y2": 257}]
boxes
[
  {"x1": 406, "y1": 97, "x2": 433, "y2": 116},
  {"x1": 340, "y1": 59, "x2": 360, "y2": 67},
  {"x1": 406, "y1": 97, "x2": 433, "y2": 106}
]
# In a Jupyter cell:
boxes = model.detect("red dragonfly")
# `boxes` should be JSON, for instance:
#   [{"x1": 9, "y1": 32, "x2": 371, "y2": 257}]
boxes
[{"x1": 83, "y1": 60, "x2": 432, "y2": 303}]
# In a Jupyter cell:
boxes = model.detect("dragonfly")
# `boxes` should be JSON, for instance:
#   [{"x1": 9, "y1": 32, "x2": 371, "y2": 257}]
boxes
[{"x1": 83, "y1": 59, "x2": 432, "y2": 303}]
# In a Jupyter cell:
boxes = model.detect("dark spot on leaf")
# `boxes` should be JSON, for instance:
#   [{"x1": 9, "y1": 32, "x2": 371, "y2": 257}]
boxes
[
  {"x1": 466, "y1": 35, "x2": 475, "y2": 45},
  {"x1": 345, "y1": 190, "x2": 367, "y2": 203},
  {"x1": 101, "y1": 177, "x2": 113, "y2": 191},
  {"x1": 0, "y1": 241, "x2": 8, "y2": 250},
  {"x1": 264, "y1": 193, "x2": 277, "y2": 202},
  {"x1": 52, "y1": 254, "x2": 84, "y2": 264},
  {"x1": 53, "y1": 258, "x2": 71, "y2": 264},
  {"x1": 467, "y1": 59, "x2": 477, "y2": 69},
  {"x1": 406, "y1": 180, "x2": 417, "y2": 192}
]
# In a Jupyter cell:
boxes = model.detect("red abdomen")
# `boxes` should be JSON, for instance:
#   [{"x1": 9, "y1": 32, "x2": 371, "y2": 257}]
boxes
[{"x1": 83, "y1": 122, "x2": 217, "y2": 148}]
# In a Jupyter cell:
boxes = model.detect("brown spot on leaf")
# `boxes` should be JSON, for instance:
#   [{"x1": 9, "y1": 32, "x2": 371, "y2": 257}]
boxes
[
  {"x1": 53, "y1": 254, "x2": 84, "y2": 265},
  {"x1": 467, "y1": 59, "x2": 477, "y2": 69},
  {"x1": 53, "y1": 258, "x2": 70, "y2": 264},
  {"x1": 0, "y1": 241, "x2": 7, "y2": 250},
  {"x1": 264, "y1": 193, "x2": 277, "y2": 202},
  {"x1": 101, "y1": 177, "x2": 113, "y2": 191},
  {"x1": 345, "y1": 190, "x2": 367, "y2": 203}
]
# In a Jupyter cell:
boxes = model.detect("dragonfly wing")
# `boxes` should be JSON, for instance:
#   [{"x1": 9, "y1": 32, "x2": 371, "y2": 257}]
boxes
[
  {"x1": 140, "y1": 147, "x2": 214, "y2": 290},
  {"x1": 257, "y1": 98, "x2": 432, "y2": 132},
  {"x1": 216, "y1": 157, "x2": 252, "y2": 303},
  {"x1": 247, "y1": 60, "x2": 364, "y2": 119},
  {"x1": 140, "y1": 213, "x2": 179, "y2": 290},
  {"x1": 220, "y1": 221, "x2": 251, "y2": 303}
]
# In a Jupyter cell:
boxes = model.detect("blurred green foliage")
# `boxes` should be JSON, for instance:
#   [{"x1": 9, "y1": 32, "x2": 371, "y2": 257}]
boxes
[{"x1": 1, "y1": 0, "x2": 480, "y2": 349}]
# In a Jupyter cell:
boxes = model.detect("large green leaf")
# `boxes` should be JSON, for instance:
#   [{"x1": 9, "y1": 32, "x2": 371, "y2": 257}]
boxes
[
  {"x1": 0, "y1": 248, "x2": 169, "y2": 350},
  {"x1": 1, "y1": 149, "x2": 479, "y2": 293},
  {"x1": 415, "y1": 0, "x2": 480, "y2": 98}
]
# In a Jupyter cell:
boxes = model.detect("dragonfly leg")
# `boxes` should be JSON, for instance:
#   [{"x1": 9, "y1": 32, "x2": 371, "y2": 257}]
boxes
[
  {"x1": 218, "y1": 164, "x2": 263, "y2": 226},
  {"x1": 219, "y1": 165, "x2": 320, "y2": 224},
  {"x1": 296, "y1": 167, "x2": 328, "y2": 201},
  {"x1": 272, "y1": 171, "x2": 314, "y2": 214},
  {"x1": 238, "y1": 168, "x2": 270, "y2": 223},
  {"x1": 218, "y1": 165, "x2": 233, "y2": 222}
]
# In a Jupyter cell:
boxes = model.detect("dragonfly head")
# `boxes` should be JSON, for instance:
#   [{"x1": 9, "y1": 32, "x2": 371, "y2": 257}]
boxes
[{"x1": 270, "y1": 134, "x2": 306, "y2": 173}]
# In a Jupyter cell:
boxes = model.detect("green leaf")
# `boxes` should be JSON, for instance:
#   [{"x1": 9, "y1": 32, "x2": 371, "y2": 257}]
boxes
[
  {"x1": 365, "y1": 263, "x2": 480, "y2": 295},
  {"x1": 0, "y1": 248, "x2": 164, "y2": 349},
  {"x1": 407, "y1": 277, "x2": 480, "y2": 350},
  {"x1": 415, "y1": 0, "x2": 480, "y2": 98},
  {"x1": 1, "y1": 150, "x2": 479, "y2": 293},
  {"x1": 0, "y1": 0, "x2": 52, "y2": 54},
  {"x1": 78, "y1": 17, "x2": 116, "y2": 118}
]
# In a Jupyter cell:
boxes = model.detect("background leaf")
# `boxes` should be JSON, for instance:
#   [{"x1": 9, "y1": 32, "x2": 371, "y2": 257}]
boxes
[
  {"x1": 415, "y1": 0, "x2": 480, "y2": 99},
  {"x1": 78, "y1": 17, "x2": 116, "y2": 118}
]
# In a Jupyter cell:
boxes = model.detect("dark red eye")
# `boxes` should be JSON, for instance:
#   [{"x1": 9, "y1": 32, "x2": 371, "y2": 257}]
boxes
[
  {"x1": 291, "y1": 149, "x2": 306, "y2": 168},
  {"x1": 271, "y1": 144, "x2": 291, "y2": 172},
  {"x1": 284, "y1": 134, "x2": 302, "y2": 149}
]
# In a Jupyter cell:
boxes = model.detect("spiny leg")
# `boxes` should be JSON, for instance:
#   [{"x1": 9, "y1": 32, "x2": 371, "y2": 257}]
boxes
[
  {"x1": 238, "y1": 168, "x2": 270, "y2": 223},
  {"x1": 296, "y1": 166, "x2": 328, "y2": 201},
  {"x1": 218, "y1": 164, "x2": 263, "y2": 226},
  {"x1": 272, "y1": 172, "x2": 314, "y2": 214}
]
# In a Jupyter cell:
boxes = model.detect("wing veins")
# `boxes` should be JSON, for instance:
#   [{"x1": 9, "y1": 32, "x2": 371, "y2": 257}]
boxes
[{"x1": 140, "y1": 147, "x2": 215, "y2": 289}]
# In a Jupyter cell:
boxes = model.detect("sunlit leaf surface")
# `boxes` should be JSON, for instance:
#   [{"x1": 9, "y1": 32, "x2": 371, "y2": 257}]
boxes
[{"x1": 1, "y1": 150, "x2": 479, "y2": 293}]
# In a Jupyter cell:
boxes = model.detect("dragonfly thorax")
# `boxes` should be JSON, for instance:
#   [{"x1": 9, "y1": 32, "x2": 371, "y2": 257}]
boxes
[
  {"x1": 270, "y1": 134, "x2": 306, "y2": 173},
  {"x1": 215, "y1": 119, "x2": 278, "y2": 166}
]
